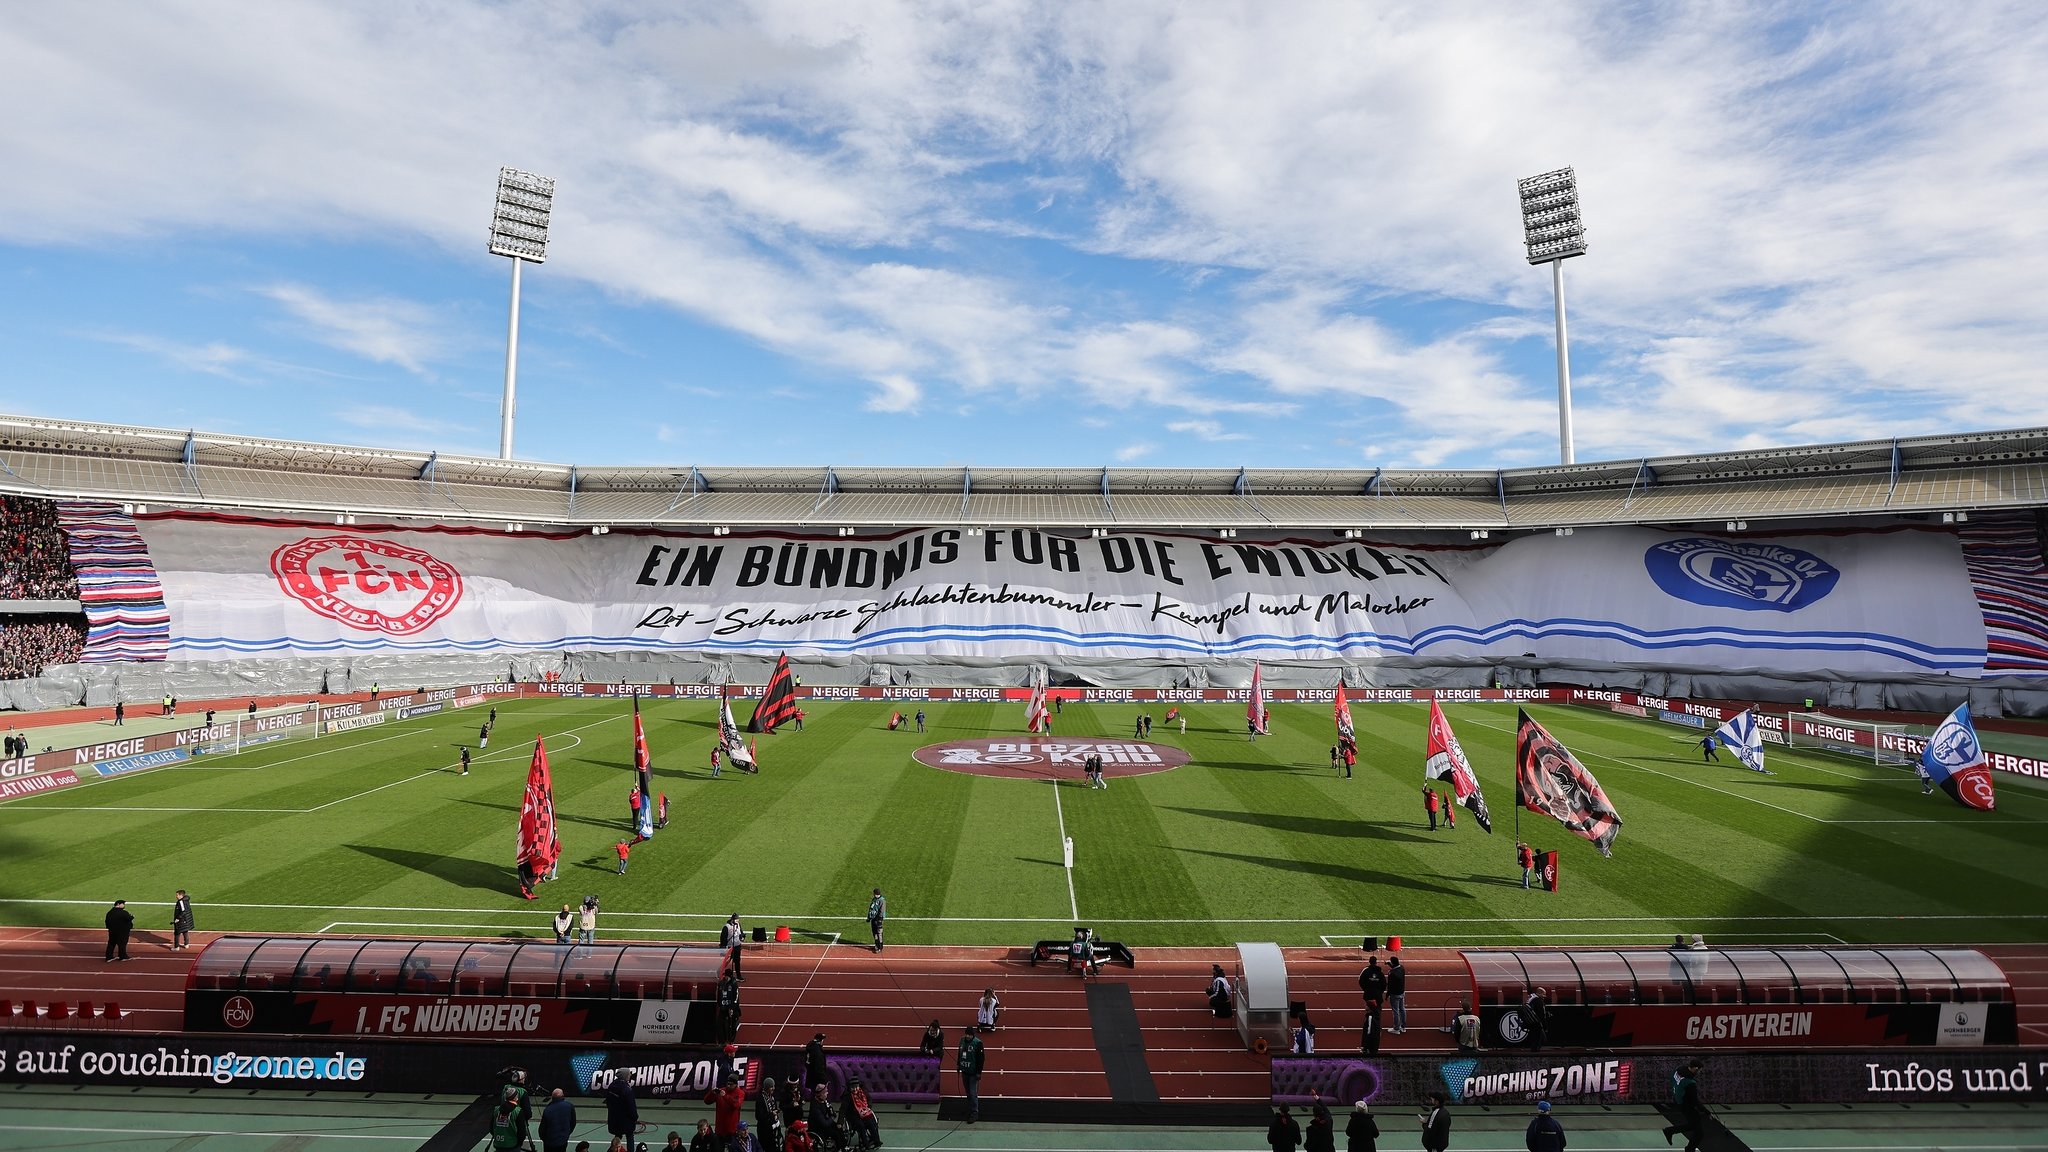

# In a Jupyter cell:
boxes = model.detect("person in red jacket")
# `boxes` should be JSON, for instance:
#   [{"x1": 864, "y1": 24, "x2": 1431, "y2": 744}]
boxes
[
  {"x1": 615, "y1": 839, "x2": 632, "y2": 875},
  {"x1": 705, "y1": 1075, "x2": 745, "y2": 1152},
  {"x1": 782, "y1": 1118, "x2": 813, "y2": 1152},
  {"x1": 1517, "y1": 841, "x2": 1536, "y2": 889},
  {"x1": 1423, "y1": 785, "x2": 1441, "y2": 831}
]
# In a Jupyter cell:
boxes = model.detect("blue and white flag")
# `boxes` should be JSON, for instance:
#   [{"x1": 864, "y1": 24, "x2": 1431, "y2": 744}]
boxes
[
  {"x1": 1923, "y1": 704, "x2": 1996, "y2": 811},
  {"x1": 1713, "y1": 709, "x2": 1769, "y2": 774}
]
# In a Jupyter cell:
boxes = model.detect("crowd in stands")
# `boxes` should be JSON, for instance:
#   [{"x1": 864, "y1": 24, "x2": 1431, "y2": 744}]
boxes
[
  {"x1": 0, "y1": 496, "x2": 78, "y2": 601},
  {"x1": 0, "y1": 616, "x2": 87, "y2": 680}
]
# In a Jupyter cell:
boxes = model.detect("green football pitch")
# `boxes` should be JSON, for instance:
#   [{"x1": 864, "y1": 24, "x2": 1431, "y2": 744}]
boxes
[{"x1": 1, "y1": 698, "x2": 2043, "y2": 948}]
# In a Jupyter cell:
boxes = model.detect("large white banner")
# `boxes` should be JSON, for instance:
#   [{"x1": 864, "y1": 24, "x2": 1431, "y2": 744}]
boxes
[{"x1": 128, "y1": 514, "x2": 1991, "y2": 675}]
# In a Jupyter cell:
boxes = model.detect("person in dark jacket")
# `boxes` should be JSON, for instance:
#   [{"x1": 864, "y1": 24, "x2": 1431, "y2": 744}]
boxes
[
  {"x1": 1661, "y1": 1060, "x2": 1706, "y2": 1151},
  {"x1": 1418, "y1": 1092, "x2": 1451, "y2": 1152},
  {"x1": 756, "y1": 1077, "x2": 786, "y2": 1152},
  {"x1": 1525, "y1": 1100, "x2": 1565, "y2": 1152},
  {"x1": 1304, "y1": 1096, "x2": 1335, "y2": 1152},
  {"x1": 689, "y1": 1119, "x2": 718, "y2": 1152},
  {"x1": 1361, "y1": 998, "x2": 1382, "y2": 1055},
  {"x1": 604, "y1": 1073, "x2": 639, "y2": 1146},
  {"x1": 539, "y1": 1088, "x2": 577, "y2": 1152},
  {"x1": 1267, "y1": 1104, "x2": 1302, "y2": 1152},
  {"x1": 104, "y1": 899, "x2": 133, "y2": 961},
  {"x1": 807, "y1": 1086, "x2": 844, "y2": 1150},
  {"x1": 957, "y1": 1027, "x2": 986, "y2": 1123},
  {"x1": 919, "y1": 1020, "x2": 944, "y2": 1058},
  {"x1": 1357, "y1": 956, "x2": 1386, "y2": 1006},
  {"x1": 171, "y1": 890, "x2": 194, "y2": 951},
  {"x1": 1386, "y1": 956, "x2": 1407, "y2": 1033},
  {"x1": 1345, "y1": 1100, "x2": 1379, "y2": 1152},
  {"x1": 804, "y1": 1033, "x2": 830, "y2": 1094}
]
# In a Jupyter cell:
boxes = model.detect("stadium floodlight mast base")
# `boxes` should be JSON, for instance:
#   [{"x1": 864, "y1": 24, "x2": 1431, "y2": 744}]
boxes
[
  {"x1": 488, "y1": 167, "x2": 556, "y2": 460},
  {"x1": 1518, "y1": 167, "x2": 1588, "y2": 466}
]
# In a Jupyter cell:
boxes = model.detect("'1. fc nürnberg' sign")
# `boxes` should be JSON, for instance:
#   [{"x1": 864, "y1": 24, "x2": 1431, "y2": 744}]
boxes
[{"x1": 272, "y1": 536, "x2": 464, "y2": 636}]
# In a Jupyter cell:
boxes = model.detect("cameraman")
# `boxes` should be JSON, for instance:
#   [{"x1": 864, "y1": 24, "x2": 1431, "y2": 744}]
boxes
[{"x1": 580, "y1": 896, "x2": 599, "y2": 946}]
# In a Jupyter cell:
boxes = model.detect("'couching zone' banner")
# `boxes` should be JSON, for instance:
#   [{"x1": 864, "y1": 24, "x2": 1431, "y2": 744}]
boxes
[{"x1": 121, "y1": 511, "x2": 1994, "y2": 676}]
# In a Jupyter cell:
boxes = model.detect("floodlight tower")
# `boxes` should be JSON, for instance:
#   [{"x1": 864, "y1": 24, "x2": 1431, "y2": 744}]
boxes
[
  {"x1": 1517, "y1": 167, "x2": 1588, "y2": 465},
  {"x1": 488, "y1": 167, "x2": 555, "y2": 460}
]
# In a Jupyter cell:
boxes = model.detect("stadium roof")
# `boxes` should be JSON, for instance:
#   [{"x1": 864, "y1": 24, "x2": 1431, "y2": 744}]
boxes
[{"x1": 2, "y1": 413, "x2": 2045, "y2": 533}]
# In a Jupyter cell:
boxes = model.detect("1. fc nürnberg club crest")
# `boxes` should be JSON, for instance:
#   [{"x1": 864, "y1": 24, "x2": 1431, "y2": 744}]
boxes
[{"x1": 272, "y1": 536, "x2": 463, "y2": 636}]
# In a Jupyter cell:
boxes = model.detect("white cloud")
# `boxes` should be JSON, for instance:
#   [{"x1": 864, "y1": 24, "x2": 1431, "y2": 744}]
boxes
[
  {"x1": 258, "y1": 284, "x2": 444, "y2": 375},
  {"x1": 1166, "y1": 419, "x2": 1247, "y2": 442},
  {"x1": 89, "y1": 332, "x2": 254, "y2": 379},
  {"x1": 1114, "y1": 441, "x2": 1156, "y2": 462},
  {"x1": 864, "y1": 374, "x2": 922, "y2": 413}
]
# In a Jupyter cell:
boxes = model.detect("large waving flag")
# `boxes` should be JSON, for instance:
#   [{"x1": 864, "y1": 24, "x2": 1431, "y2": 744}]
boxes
[
  {"x1": 1334, "y1": 680, "x2": 1355, "y2": 745},
  {"x1": 1248, "y1": 663, "x2": 1268, "y2": 734},
  {"x1": 517, "y1": 736, "x2": 557, "y2": 875},
  {"x1": 1713, "y1": 709, "x2": 1770, "y2": 774},
  {"x1": 632, "y1": 694, "x2": 652, "y2": 773},
  {"x1": 1025, "y1": 666, "x2": 1049, "y2": 733},
  {"x1": 1922, "y1": 704, "x2": 1997, "y2": 811},
  {"x1": 1424, "y1": 699, "x2": 1493, "y2": 832},
  {"x1": 1515, "y1": 710, "x2": 1622, "y2": 857},
  {"x1": 749, "y1": 653, "x2": 799, "y2": 733},
  {"x1": 719, "y1": 687, "x2": 757, "y2": 772}
]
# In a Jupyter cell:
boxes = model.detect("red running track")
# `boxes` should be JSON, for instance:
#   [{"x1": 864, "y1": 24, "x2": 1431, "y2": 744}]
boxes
[{"x1": 5, "y1": 929, "x2": 2045, "y2": 1103}]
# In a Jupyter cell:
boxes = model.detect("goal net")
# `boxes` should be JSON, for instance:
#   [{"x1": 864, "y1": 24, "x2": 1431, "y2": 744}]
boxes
[
  {"x1": 185, "y1": 702, "x2": 321, "y2": 758},
  {"x1": 1784, "y1": 713, "x2": 1915, "y2": 768}
]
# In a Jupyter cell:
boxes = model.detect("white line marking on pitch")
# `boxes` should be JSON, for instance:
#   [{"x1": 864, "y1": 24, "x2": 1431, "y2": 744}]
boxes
[
  {"x1": 1051, "y1": 780, "x2": 1078, "y2": 921},
  {"x1": 9, "y1": 897, "x2": 2046, "y2": 926}
]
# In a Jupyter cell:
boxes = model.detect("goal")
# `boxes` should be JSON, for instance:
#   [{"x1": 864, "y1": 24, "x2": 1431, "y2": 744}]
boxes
[
  {"x1": 1784, "y1": 713, "x2": 1915, "y2": 767},
  {"x1": 184, "y1": 702, "x2": 321, "y2": 758}
]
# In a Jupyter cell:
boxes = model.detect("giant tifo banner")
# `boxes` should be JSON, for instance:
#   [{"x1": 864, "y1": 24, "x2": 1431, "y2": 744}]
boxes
[{"x1": 97, "y1": 508, "x2": 2041, "y2": 676}]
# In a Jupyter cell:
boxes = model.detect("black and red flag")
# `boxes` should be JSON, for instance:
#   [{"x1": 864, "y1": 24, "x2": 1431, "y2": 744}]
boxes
[
  {"x1": 1514, "y1": 709, "x2": 1622, "y2": 857},
  {"x1": 516, "y1": 736, "x2": 558, "y2": 891},
  {"x1": 748, "y1": 652, "x2": 800, "y2": 733}
]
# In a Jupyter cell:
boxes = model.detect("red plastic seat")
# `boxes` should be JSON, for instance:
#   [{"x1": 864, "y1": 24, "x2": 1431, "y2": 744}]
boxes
[
  {"x1": 76, "y1": 1000, "x2": 93, "y2": 1025},
  {"x1": 101, "y1": 1001, "x2": 123, "y2": 1023},
  {"x1": 45, "y1": 1001, "x2": 68, "y2": 1023},
  {"x1": 18, "y1": 1000, "x2": 35, "y2": 1021}
]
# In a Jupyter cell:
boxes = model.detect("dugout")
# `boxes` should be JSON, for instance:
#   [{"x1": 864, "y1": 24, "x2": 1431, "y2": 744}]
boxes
[
  {"x1": 185, "y1": 935, "x2": 738, "y2": 1045},
  {"x1": 1463, "y1": 946, "x2": 2016, "y2": 1050}
]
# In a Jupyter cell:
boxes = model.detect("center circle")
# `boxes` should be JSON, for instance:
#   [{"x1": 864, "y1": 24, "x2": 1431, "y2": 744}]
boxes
[{"x1": 913, "y1": 738, "x2": 1191, "y2": 780}]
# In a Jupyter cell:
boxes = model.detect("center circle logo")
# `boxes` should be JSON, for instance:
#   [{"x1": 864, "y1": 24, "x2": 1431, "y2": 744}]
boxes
[
  {"x1": 1643, "y1": 537, "x2": 1839, "y2": 612},
  {"x1": 272, "y1": 535, "x2": 464, "y2": 636},
  {"x1": 222, "y1": 995, "x2": 256, "y2": 1029},
  {"x1": 913, "y1": 738, "x2": 1191, "y2": 780}
]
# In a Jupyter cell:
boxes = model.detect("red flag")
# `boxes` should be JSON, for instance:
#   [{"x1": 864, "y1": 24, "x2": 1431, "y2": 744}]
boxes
[
  {"x1": 1248, "y1": 663, "x2": 1268, "y2": 734},
  {"x1": 1025, "y1": 666, "x2": 1049, "y2": 733},
  {"x1": 1514, "y1": 710, "x2": 1621, "y2": 857},
  {"x1": 517, "y1": 736, "x2": 557, "y2": 873},
  {"x1": 1333, "y1": 679, "x2": 1355, "y2": 745},
  {"x1": 632, "y1": 695, "x2": 651, "y2": 773},
  {"x1": 1424, "y1": 699, "x2": 1493, "y2": 832}
]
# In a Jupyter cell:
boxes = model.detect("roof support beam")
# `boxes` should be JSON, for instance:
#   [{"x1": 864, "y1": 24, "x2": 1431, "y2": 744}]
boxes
[
  {"x1": 960, "y1": 468, "x2": 972, "y2": 522},
  {"x1": 1886, "y1": 439, "x2": 1902, "y2": 504},
  {"x1": 1100, "y1": 467, "x2": 1114, "y2": 520}
]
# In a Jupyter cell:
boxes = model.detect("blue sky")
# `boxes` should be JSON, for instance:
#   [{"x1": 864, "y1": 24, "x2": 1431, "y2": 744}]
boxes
[{"x1": 2, "y1": 2, "x2": 2045, "y2": 470}]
